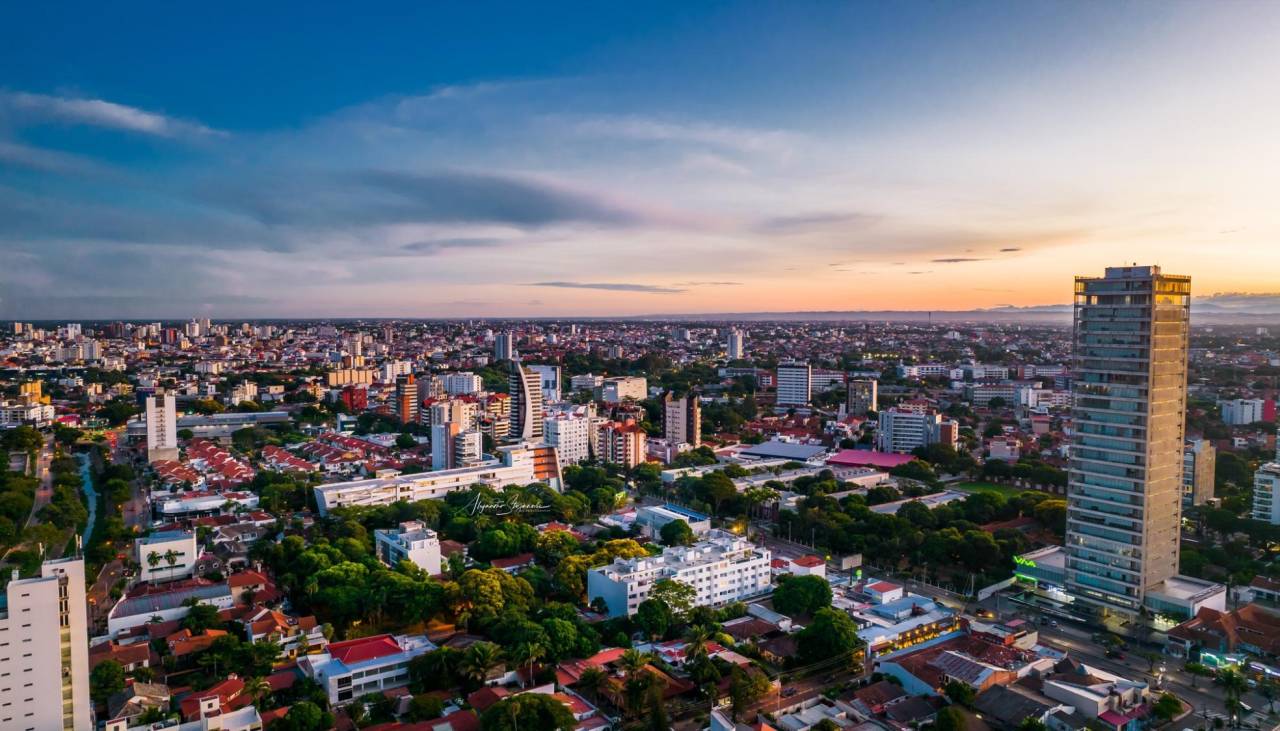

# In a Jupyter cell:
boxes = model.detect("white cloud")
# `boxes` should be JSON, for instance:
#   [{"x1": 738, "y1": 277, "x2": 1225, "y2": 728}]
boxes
[{"x1": 0, "y1": 91, "x2": 226, "y2": 139}]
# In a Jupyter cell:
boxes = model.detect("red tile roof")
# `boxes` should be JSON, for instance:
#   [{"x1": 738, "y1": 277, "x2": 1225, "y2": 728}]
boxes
[{"x1": 328, "y1": 634, "x2": 403, "y2": 665}]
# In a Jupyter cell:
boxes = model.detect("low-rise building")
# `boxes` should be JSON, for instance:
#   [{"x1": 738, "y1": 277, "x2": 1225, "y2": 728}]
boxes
[
  {"x1": 136, "y1": 530, "x2": 198, "y2": 583},
  {"x1": 299, "y1": 633, "x2": 436, "y2": 706},
  {"x1": 374, "y1": 520, "x2": 442, "y2": 574},
  {"x1": 587, "y1": 529, "x2": 771, "y2": 617}
]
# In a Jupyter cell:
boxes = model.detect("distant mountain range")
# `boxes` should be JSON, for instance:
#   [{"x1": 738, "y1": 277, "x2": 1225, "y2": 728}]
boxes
[{"x1": 635, "y1": 293, "x2": 1280, "y2": 324}]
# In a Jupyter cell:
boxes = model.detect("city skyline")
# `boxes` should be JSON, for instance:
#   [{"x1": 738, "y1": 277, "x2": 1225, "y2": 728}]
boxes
[{"x1": 4, "y1": 2, "x2": 1280, "y2": 319}]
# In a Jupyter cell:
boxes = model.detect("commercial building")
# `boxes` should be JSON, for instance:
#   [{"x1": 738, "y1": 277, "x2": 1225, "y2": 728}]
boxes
[
  {"x1": 1252, "y1": 463, "x2": 1280, "y2": 524},
  {"x1": 544, "y1": 412, "x2": 594, "y2": 465},
  {"x1": 601, "y1": 376, "x2": 647, "y2": 403},
  {"x1": 299, "y1": 634, "x2": 436, "y2": 706},
  {"x1": 0, "y1": 556, "x2": 92, "y2": 731},
  {"x1": 145, "y1": 392, "x2": 179, "y2": 462},
  {"x1": 587, "y1": 529, "x2": 772, "y2": 617},
  {"x1": 528, "y1": 364, "x2": 562, "y2": 403},
  {"x1": 136, "y1": 530, "x2": 199, "y2": 583},
  {"x1": 662, "y1": 391, "x2": 701, "y2": 447},
  {"x1": 313, "y1": 443, "x2": 562, "y2": 515},
  {"x1": 776, "y1": 361, "x2": 812, "y2": 407},
  {"x1": 1182, "y1": 439, "x2": 1216, "y2": 507},
  {"x1": 509, "y1": 363, "x2": 544, "y2": 441},
  {"x1": 846, "y1": 379, "x2": 878, "y2": 416},
  {"x1": 876, "y1": 409, "x2": 958, "y2": 453},
  {"x1": 1065, "y1": 265, "x2": 1198, "y2": 618},
  {"x1": 374, "y1": 521, "x2": 442, "y2": 574},
  {"x1": 635, "y1": 504, "x2": 711, "y2": 538},
  {"x1": 127, "y1": 411, "x2": 290, "y2": 441},
  {"x1": 1220, "y1": 398, "x2": 1265, "y2": 426}
]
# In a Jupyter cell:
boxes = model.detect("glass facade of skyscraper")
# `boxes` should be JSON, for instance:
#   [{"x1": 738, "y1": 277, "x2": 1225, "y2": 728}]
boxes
[{"x1": 1066, "y1": 265, "x2": 1190, "y2": 616}]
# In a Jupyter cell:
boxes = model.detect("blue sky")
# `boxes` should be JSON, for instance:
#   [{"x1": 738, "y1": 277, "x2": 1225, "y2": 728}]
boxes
[{"x1": 3, "y1": 1, "x2": 1280, "y2": 318}]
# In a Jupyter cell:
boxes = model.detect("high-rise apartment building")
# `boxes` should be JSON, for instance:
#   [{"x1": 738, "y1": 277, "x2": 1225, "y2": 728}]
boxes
[
  {"x1": 544, "y1": 413, "x2": 593, "y2": 465},
  {"x1": 396, "y1": 374, "x2": 419, "y2": 424},
  {"x1": 776, "y1": 361, "x2": 812, "y2": 407},
  {"x1": 1220, "y1": 398, "x2": 1265, "y2": 426},
  {"x1": 509, "y1": 363, "x2": 544, "y2": 441},
  {"x1": 1065, "y1": 265, "x2": 1191, "y2": 617},
  {"x1": 726, "y1": 329, "x2": 746, "y2": 360},
  {"x1": 0, "y1": 556, "x2": 92, "y2": 731},
  {"x1": 1252, "y1": 463, "x2": 1280, "y2": 525},
  {"x1": 876, "y1": 408, "x2": 956, "y2": 453},
  {"x1": 846, "y1": 379, "x2": 878, "y2": 416},
  {"x1": 431, "y1": 421, "x2": 462, "y2": 470},
  {"x1": 494, "y1": 331, "x2": 514, "y2": 362},
  {"x1": 145, "y1": 392, "x2": 179, "y2": 462},
  {"x1": 1182, "y1": 439, "x2": 1216, "y2": 507},
  {"x1": 662, "y1": 391, "x2": 702, "y2": 447}
]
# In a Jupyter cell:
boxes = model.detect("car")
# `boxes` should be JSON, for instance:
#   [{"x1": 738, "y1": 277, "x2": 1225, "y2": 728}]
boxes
[
  {"x1": 976, "y1": 609, "x2": 996, "y2": 619},
  {"x1": 1050, "y1": 620, "x2": 1060, "y2": 628},
  {"x1": 782, "y1": 688, "x2": 798, "y2": 697},
  {"x1": 1106, "y1": 649, "x2": 1125, "y2": 660}
]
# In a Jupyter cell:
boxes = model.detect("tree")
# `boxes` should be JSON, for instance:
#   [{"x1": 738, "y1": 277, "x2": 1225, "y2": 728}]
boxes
[
  {"x1": 771, "y1": 574, "x2": 832, "y2": 617},
  {"x1": 649, "y1": 578, "x2": 696, "y2": 620},
  {"x1": 406, "y1": 694, "x2": 445, "y2": 722},
  {"x1": 1152, "y1": 693, "x2": 1182, "y2": 722},
  {"x1": 659, "y1": 519, "x2": 695, "y2": 547},
  {"x1": 243, "y1": 676, "x2": 271, "y2": 708},
  {"x1": 459, "y1": 642, "x2": 504, "y2": 686},
  {"x1": 274, "y1": 701, "x2": 333, "y2": 731},
  {"x1": 90, "y1": 659, "x2": 126, "y2": 704},
  {"x1": 480, "y1": 693, "x2": 576, "y2": 731},
  {"x1": 181, "y1": 600, "x2": 221, "y2": 634},
  {"x1": 635, "y1": 599, "x2": 673, "y2": 640},
  {"x1": 935, "y1": 707, "x2": 965, "y2": 731},
  {"x1": 1220, "y1": 668, "x2": 1248, "y2": 724},
  {"x1": 576, "y1": 666, "x2": 608, "y2": 702},
  {"x1": 797, "y1": 608, "x2": 863, "y2": 666},
  {"x1": 945, "y1": 680, "x2": 976, "y2": 708},
  {"x1": 395, "y1": 433, "x2": 418, "y2": 449},
  {"x1": 729, "y1": 667, "x2": 772, "y2": 720}
]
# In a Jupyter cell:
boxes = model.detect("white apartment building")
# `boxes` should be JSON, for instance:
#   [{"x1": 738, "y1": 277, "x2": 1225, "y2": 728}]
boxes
[
  {"x1": 1221, "y1": 398, "x2": 1266, "y2": 425},
  {"x1": 313, "y1": 443, "x2": 562, "y2": 515},
  {"x1": 441, "y1": 372, "x2": 483, "y2": 396},
  {"x1": 587, "y1": 530, "x2": 772, "y2": 617},
  {"x1": 145, "y1": 392, "x2": 179, "y2": 462},
  {"x1": 897, "y1": 364, "x2": 950, "y2": 379},
  {"x1": 453, "y1": 429, "x2": 483, "y2": 468},
  {"x1": 726, "y1": 329, "x2": 745, "y2": 360},
  {"x1": 544, "y1": 413, "x2": 593, "y2": 465},
  {"x1": 0, "y1": 399, "x2": 56, "y2": 428},
  {"x1": 602, "y1": 376, "x2": 647, "y2": 403},
  {"x1": 1253, "y1": 463, "x2": 1280, "y2": 524},
  {"x1": 300, "y1": 633, "x2": 435, "y2": 706},
  {"x1": 135, "y1": 530, "x2": 198, "y2": 583},
  {"x1": 374, "y1": 521, "x2": 442, "y2": 574},
  {"x1": 776, "y1": 362, "x2": 812, "y2": 406},
  {"x1": 494, "y1": 331, "x2": 514, "y2": 361},
  {"x1": 0, "y1": 557, "x2": 91, "y2": 731},
  {"x1": 876, "y1": 409, "x2": 957, "y2": 453},
  {"x1": 570, "y1": 374, "x2": 604, "y2": 392}
]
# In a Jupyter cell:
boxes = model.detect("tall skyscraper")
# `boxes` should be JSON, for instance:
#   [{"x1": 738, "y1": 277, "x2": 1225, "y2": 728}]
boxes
[
  {"x1": 509, "y1": 362, "x2": 544, "y2": 441},
  {"x1": 494, "y1": 331, "x2": 514, "y2": 362},
  {"x1": 0, "y1": 556, "x2": 92, "y2": 731},
  {"x1": 145, "y1": 392, "x2": 178, "y2": 462},
  {"x1": 396, "y1": 374, "x2": 419, "y2": 424},
  {"x1": 662, "y1": 391, "x2": 702, "y2": 447},
  {"x1": 1065, "y1": 265, "x2": 1191, "y2": 617},
  {"x1": 846, "y1": 379, "x2": 878, "y2": 416},
  {"x1": 775, "y1": 361, "x2": 812, "y2": 407}
]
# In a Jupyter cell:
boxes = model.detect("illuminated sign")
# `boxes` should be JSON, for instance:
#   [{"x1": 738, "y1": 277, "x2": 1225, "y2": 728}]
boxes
[{"x1": 1014, "y1": 556, "x2": 1038, "y2": 569}]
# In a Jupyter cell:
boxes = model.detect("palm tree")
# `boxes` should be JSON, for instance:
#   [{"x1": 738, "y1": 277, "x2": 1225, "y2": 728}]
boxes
[
  {"x1": 619, "y1": 649, "x2": 652, "y2": 680},
  {"x1": 146, "y1": 551, "x2": 161, "y2": 579},
  {"x1": 576, "y1": 666, "x2": 608, "y2": 702},
  {"x1": 460, "y1": 642, "x2": 504, "y2": 686},
  {"x1": 243, "y1": 676, "x2": 271, "y2": 708},
  {"x1": 511, "y1": 642, "x2": 545, "y2": 688},
  {"x1": 163, "y1": 549, "x2": 178, "y2": 581},
  {"x1": 1221, "y1": 668, "x2": 1248, "y2": 726}
]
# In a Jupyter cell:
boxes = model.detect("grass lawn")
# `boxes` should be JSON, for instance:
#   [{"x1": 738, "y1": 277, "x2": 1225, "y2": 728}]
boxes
[{"x1": 953, "y1": 481, "x2": 1028, "y2": 499}]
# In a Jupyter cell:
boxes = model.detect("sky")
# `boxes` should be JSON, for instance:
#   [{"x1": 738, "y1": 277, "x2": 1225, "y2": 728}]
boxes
[{"x1": 3, "y1": 1, "x2": 1280, "y2": 319}]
